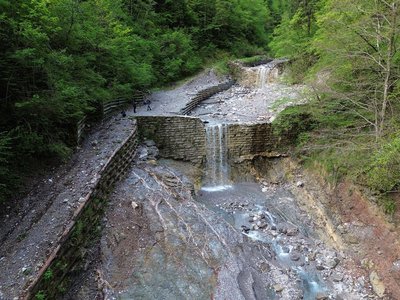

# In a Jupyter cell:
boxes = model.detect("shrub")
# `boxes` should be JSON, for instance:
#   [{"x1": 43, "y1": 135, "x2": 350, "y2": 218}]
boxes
[
  {"x1": 366, "y1": 136, "x2": 400, "y2": 193},
  {"x1": 272, "y1": 105, "x2": 318, "y2": 145}
]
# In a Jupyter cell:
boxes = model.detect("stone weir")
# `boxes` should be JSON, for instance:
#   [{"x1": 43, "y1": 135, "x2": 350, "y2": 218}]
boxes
[
  {"x1": 135, "y1": 115, "x2": 207, "y2": 165},
  {"x1": 135, "y1": 115, "x2": 292, "y2": 165}
]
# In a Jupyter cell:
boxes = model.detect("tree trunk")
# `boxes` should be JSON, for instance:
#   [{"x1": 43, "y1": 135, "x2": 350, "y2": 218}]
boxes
[{"x1": 378, "y1": 1, "x2": 398, "y2": 138}]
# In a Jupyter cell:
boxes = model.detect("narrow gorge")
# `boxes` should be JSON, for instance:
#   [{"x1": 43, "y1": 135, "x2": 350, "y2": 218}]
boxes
[{"x1": 61, "y1": 62, "x2": 398, "y2": 299}]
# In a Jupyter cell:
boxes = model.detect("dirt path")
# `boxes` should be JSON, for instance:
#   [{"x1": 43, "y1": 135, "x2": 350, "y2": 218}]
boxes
[
  {"x1": 134, "y1": 69, "x2": 226, "y2": 116},
  {"x1": 0, "y1": 116, "x2": 136, "y2": 299}
]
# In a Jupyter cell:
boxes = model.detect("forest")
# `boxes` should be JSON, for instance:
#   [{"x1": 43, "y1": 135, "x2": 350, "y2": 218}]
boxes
[{"x1": 1, "y1": 0, "x2": 399, "y2": 211}]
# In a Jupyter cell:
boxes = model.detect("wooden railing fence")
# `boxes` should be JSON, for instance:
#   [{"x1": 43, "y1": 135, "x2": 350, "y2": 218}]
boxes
[{"x1": 74, "y1": 90, "x2": 149, "y2": 144}]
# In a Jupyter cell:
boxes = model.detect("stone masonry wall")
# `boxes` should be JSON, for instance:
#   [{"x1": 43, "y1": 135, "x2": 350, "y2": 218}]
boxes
[
  {"x1": 135, "y1": 117, "x2": 289, "y2": 166},
  {"x1": 227, "y1": 122, "x2": 287, "y2": 161},
  {"x1": 136, "y1": 116, "x2": 206, "y2": 165},
  {"x1": 25, "y1": 123, "x2": 139, "y2": 299}
]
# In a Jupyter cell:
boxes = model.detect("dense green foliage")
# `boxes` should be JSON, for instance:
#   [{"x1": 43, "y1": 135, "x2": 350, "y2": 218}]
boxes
[
  {"x1": 0, "y1": 0, "x2": 279, "y2": 202},
  {"x1": 2, "y1": 0, "x2": 399, "y2": 214},
  {"x1": 270, "y1": 0, "x2": 400, "y2": 213},
  {"x1": 272, "y1": 105, "x2": 318, "y2": 144}
]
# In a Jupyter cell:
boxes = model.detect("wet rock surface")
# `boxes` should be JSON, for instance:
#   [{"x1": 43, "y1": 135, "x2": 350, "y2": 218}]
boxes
[
  {"x1": 70, "y1": 153, "x2": 377, "y2": 299},
  {"x1": 198, "y1": 181, "x2": 378, "y2": 300}
]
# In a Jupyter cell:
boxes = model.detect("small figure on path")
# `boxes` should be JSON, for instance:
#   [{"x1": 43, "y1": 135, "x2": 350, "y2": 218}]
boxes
[
  {"x1": 144, "y1": 99, "x2": 152, "y2": 111},
  {"x1": 132, "y1": 100, "x2": 137, "y2": 113},
  {"x1": 121, "y1": 110, "x2": 126, "y2": 117}
]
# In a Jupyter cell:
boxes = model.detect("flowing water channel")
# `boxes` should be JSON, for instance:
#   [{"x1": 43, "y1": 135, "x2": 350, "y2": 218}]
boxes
[{"x1": 197, "y1": 123, "x2": 326, "y2": 299}]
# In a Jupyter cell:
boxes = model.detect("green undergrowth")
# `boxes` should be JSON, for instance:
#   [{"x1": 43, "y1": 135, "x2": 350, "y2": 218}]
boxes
[
  {"x1": 269, "y1": 97, "x2": 296, "y2": 111},
  {"x1": 273, "y1": 99, "x2": 398, "y2": 215},
  {"x1": 205, "y1": 52, "x2": 234, "y2": 76}
]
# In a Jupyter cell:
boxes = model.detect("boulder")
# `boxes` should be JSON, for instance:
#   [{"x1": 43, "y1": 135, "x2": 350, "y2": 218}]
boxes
[{"x1": 369, "y1": 271, "x2": 385, "y2": 297}]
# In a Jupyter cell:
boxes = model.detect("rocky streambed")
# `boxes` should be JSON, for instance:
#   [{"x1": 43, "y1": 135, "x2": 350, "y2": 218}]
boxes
[
  {"x1": 67, "y1": 143, "x2": 378, "y2": 300},
  {"x1": 63, "y1": 61, "x2": 393, "y2": 299}
]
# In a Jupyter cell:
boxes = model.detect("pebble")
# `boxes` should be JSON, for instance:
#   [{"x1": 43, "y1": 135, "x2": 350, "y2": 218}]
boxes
[
  {"x1": 278, "y1": 227, "x2": 287, "y2": 234},
  {"x1": 241, "y1": 225, "x2": 250, "y2": 233},
  {"x1": 286, "y1": 228, "x2": 298, "y2": 236},
  {"x1": 316, "y1": 265, "x2": 325, "y2": 271},
  {"x1": 332, "y1": 272, "x2": 344, "y2": 282},
  {"x1": 296, "y1": 181, "x2": 304, "y2": 187},
  {"x1": 315, "y1": 292, "x2": 328, "y2": 300},
  {"x1": 273, "y1": 284, "x2": 284, "y2": 292},
  {"x1": 337, "y1": 224, "x2": 346, "y2": 234},
  {"x1": 290, "y1": 252, "x2": 301, "y2": 261},
  {"x1": 325, "y1": 257, "x2": 340, "y2": 269},
  {"x1": 256, "y1": 221, "x2": 267, "y2": 229}
]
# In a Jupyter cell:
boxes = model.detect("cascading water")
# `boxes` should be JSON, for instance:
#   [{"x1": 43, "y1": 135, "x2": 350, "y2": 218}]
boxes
[
  {"x1": 256, "y1": 61, "x2": 282, "y2": 89},
  {"x1": 257, "y1": 65, "x2": 268, "y2": 89},
  {"x1": 202, "y1": 123, "x2": 231, "y2": 192}
]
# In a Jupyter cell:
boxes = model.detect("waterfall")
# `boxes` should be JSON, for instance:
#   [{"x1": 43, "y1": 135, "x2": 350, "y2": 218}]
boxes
[
  {"x1": 257, "y1": 66, "x2": 267, "y2": 89},
  {"x1": 256, "y1": 62, "x2": 281, "y2": 88},
  {"x1": 202, "y1": 124, "x2": 231, "y2": 191}
]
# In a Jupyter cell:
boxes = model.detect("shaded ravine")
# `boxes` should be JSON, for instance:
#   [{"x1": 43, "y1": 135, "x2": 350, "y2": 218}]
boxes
[
  {"x1": 66, "y1": 63, "x2": 377, "y2": 299},
  {"x1": 197, "y1": 183, "x2": 326, "y2": 299}
]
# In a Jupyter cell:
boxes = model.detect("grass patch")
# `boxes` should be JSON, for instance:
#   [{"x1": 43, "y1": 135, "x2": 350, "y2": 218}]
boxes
[
  {"x1": 269, "y1": 97, "x2": 294, "y2": 111},
  {"x1": 237, "y1": 55, "x2": 271, "y2": 66}
]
